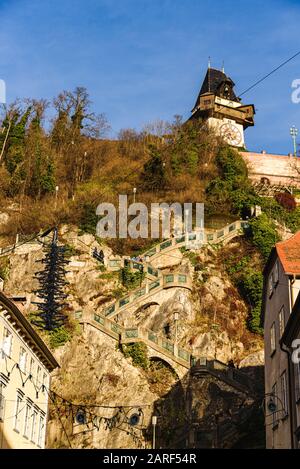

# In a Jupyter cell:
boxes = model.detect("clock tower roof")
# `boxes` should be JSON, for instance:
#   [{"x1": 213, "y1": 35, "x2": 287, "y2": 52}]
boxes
[{"x1": 192, "y1": 67, "x2": 240, "y2": 112}]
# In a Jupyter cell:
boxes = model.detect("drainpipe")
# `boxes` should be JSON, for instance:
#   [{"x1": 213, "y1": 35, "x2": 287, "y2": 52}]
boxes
[{"x1": 290, "y1": 276, "x2": 296, "y2": 311}]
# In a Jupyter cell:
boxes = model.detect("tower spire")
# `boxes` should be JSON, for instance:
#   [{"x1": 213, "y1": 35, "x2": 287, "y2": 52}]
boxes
[
  {"x1": 222, "y1": 61, "x2": 225, "y2": 74},
  {"x1": 208, "y1": 56, "x2": 211, "y2": 92}
]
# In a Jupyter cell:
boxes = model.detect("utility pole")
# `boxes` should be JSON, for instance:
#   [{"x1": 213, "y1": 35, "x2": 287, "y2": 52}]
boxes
[{"x1": 290, "y1": 125, "x2": 298, "y2": 157}]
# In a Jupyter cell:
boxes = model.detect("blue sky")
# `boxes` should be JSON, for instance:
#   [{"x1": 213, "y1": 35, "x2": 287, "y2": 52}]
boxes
[{"x1": 0, "y1": 0, "x2": 300, "y2": 154}]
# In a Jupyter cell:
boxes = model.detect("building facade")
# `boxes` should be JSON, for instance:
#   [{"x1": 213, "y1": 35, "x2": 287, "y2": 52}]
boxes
[
  {"x1": 262, "y1": 232, "x2": 300, "y2": 448},
  {"x1": 281, "y1": 290, "x2": 300, "y2": 447},
  {"x1": 0, "y1": 292, "x2": 59, "y2": 449}
]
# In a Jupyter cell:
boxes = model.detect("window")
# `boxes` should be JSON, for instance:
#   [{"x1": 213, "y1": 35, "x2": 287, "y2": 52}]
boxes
[
  {"x1": 269, "y1": 275, "x2": 273, "y2": 297},
  {"x1": 281, "y1": 371, "x2": 288, "y2": 416},
  {"x1": 279, "y1": 306, "x2": 285, "y2": 338},
  {"x1": 38, "y1": 415, "x2": 45, "y2": 448},
  {"x1": 269, "y1": 263, "x2": 279, "y2": 297},
  {"x1": 270, "y1": 323, "x2": 276, "y2": 355},
  {"x1": 14, "y1": 392, "x2": 23, "y2": 432},
  {"x1": 274, "y1": 262, "x2": 279, "y2": 285},
  {"x1": 0, "y1": 382, "x2": 5, "y2": 422},
  {"x1": 36, "y1": 366, "x2": 41, "y2": 386},
  {"x1": 29, "y1": 357, "x2": 35, "y2": 376},
  {"x1": 31, "y1": 409, "x2": 38, "y2": 443},
  {"x1": 23, "y1": 401, "x2": 32, "y2": 439},
  {"x1": 2, "y1": 328, "x2": 12, "y2": 358},
  {"x1": 19, "y1": 347, "x2": 27, "y2": 373},
  {"x1": 42, "y1": 373, "x2": 48, "y2": 392}
]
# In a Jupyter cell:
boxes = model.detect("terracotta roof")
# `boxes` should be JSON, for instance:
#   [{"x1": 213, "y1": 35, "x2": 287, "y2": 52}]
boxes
[{"x1": 276, "y1": 231, "x2": 300, "y2": 275}]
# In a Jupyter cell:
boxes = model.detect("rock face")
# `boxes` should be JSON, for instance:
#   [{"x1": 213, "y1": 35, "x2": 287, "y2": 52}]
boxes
[
  {"x1": 0, "y1": 212, "x2": 9, "y2": 227},
  {"x1": 0, "y1": 226, "x2": 265, "y2": 448},
  {"x1": 47, "y1": 326, "x2": 158, "y2": 449}
]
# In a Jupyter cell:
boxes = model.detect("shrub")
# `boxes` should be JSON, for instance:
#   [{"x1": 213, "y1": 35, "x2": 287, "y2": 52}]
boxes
[
  {"x1": 260, "y1": 197, "x2": 300, "y2": 233},
  {"x1": 216, "y1": 146, "x2": 248, "y2": 182},
  {"x1": 246, "y1": 214, "x2": 280, "y2": 261},
  {"x1": 206, "y1": 146, "x2": 261, "y2": 215},
  {"x1": 238, "y1": 269, "x2": 264, "y2": 335},
  {"x1": 64, "y1": 243, "x2": 81, "y2": 259},
  {"x1": 0, "y1": 257, "x2": 10, "y2": 280},
  {"x1": 49, "y1": 326, "x2": 71, "y2": 348},
  {"x1": 120, "y1": 264, "x2": 145, "y2": 290},
  {"x1": 122, "y1": 342, "x2": 149, "y2": 369},
  {"x1": 275, "y1": 192, "x2": 296, "y2": 212},
  {"x1": 79, "y1": 202, "x2": 98, "y2": 235},
  {"x1": 141, "y1": 145, "x2": 168, "y2": 192}
]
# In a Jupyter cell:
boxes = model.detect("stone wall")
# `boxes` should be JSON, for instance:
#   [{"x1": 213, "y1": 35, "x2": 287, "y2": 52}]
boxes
[{"x1": 241, "y1": 151, "x2": 300, "y2": 187}]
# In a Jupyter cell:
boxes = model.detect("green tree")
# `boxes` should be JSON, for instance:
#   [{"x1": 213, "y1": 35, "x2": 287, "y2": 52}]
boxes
[
  {"x1": 247, "y1": 214, "x2": 280, "y2": 261},
  {"x1": 206, "y1": 146, "x2": 260, "y2": 215},
  {"x1": 142, "y1": 145, "x2": 167, "y2": 191}
]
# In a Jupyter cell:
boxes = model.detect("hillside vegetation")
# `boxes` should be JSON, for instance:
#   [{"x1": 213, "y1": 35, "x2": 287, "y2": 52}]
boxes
[{"x1": 1, "y1": 87, "x2": 300, "y2": 338}]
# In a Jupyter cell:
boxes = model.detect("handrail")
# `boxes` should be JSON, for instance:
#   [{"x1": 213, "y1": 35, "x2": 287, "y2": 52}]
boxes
[
  {"x1": 76, "y1": 311, "x2": 254, "y2": 392},
  {"x1": 101, "y1": 220, "x2": 248, "y2": 319},
  {"x1": 103, "y1": 271, "x2": 192, "y2": 319}
]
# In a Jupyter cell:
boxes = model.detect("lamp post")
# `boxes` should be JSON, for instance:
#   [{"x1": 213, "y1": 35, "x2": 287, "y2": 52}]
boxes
[
  {"x1": 152, "y1": 416, "x2": 157, "y2": 449},
  {"x1": 290, "y1": 125, "x2": 298, "y2": 157},
  {"x1": 55, "y1": 186, "x2": 59, "y2": 210},
  {"x1": 133, "y1": 187, "x2": 137, "y2": 204}
]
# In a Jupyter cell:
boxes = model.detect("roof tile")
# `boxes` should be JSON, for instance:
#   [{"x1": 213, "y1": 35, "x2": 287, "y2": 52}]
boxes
[{"x1": 276, "y1": 231, "x2": 300, "y2": 274}]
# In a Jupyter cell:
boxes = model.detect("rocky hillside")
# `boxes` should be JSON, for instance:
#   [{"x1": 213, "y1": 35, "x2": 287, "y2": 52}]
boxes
[{"x1": 0, "y1": 219, "x2": 265, "y2": 448}]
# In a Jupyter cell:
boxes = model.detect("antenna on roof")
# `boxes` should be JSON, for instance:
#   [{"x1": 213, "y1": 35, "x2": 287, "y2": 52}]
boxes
[
  {"x1": 222, "y1": 61, "x2": 225, "y2": 74},
  {"x1": 208, "y1": 56, "x2": 211, "y2": 69}
]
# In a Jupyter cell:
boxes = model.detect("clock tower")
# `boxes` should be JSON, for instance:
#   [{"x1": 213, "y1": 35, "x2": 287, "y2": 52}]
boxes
[{"x1": 190, "y1": 65, "x2": 255, "y2": 147}]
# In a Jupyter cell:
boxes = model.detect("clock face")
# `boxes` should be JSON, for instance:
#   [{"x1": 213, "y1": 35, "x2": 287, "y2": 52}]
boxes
[{"x1": 220, "y1": 122, "x2": 242, "y2": 146}]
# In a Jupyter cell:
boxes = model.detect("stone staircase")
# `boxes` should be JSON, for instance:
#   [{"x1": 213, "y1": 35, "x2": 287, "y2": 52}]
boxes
[
  {"x1": 101, "y1": 219, "x2": 249, "y2": 319},
  {"x1": 75, "y1": 310, "x2": 255, "y2": 394}
]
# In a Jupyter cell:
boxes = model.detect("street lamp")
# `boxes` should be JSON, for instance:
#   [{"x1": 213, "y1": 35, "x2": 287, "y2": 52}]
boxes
[
  {"x1": 133, "y1": 187, "x2": 137, "y2": 204},
  {"x1": 55, "y1": 186, "x2": 59, "y2": 209},
  {"x1": 173, "y1": 300, "x2": 184, "y2": 343},
  {"x1": 152, "y1": 416, "x2": 157, "y2": 449},
  {"x1": 290, "y1": 125, "x2": 298, "y2": 157}
]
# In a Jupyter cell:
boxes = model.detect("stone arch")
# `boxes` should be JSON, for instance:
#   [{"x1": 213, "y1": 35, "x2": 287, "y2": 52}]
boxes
[
  {"x1": 147, "y1": 353, "x2": 187, "y2": 380},
  {"x1": 261, "y1": 176, "x2": 270, "y2": 185},
  {"x1": 149, "y1": 356, "x2": 179, "y2": 379}
]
